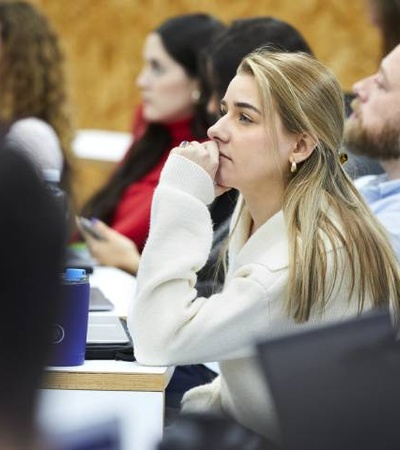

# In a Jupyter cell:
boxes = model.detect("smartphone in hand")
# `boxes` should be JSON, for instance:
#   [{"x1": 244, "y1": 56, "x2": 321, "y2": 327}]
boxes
[{"x1": 78, "y1": 217, "x2": 106, "y2": 241}]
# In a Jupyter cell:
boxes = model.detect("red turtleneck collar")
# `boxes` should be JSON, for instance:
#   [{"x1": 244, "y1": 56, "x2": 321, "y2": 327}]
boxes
[
  {"x1": 131, "y1": 104, "x2": 196, "y2": 144},
  {"x1": 165, "y1": 116, "x2": 195, "y2": 147}
]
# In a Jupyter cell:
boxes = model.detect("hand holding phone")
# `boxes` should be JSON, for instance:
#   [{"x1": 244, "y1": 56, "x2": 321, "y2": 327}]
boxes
[{"x1": 78, "y1": 217, "x2": 106, "y2": 241}]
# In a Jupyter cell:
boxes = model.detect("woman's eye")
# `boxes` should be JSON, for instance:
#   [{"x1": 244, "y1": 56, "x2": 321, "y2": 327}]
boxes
[
  {"x1": 150, "y1": 60, "x2": 165, "y2": 75},
  {"x1": 239, "y1": 113, "x2": 252, "y2": 123},
  {"x1": 374, "y1": 77, "x2": 385, "y2": 90}
]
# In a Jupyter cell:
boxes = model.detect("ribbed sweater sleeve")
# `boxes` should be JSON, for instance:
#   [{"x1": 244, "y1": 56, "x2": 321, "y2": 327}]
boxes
[
  {"x1": 158, "y1": 154, "x2": 216, "y2": 205},
  {"x1": 128, "y1": 154, "x2": 271, "y2": 366}
]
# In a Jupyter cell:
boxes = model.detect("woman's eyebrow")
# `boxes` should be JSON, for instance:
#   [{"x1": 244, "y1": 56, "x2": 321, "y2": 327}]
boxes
[
  {"x1": 220, "y1": 99, "x2": 262, "y2": 115},
  {"x1": 234, "y1": 101, "x2": 262, "y2": 115}
]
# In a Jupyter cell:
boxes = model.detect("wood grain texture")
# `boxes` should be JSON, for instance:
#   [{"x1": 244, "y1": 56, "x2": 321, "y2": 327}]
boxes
[
  {"x1": 43, "y1": 371, "x2": 169, "y2": 391},
  {"x1": 72, "y1": 159, "x2": 117, "y2": 212}
]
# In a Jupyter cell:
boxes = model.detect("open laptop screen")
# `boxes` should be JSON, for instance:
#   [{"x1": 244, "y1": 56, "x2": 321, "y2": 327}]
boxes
[{"x1": 256, "y1": 309, "x2": 400, "y2": 450}]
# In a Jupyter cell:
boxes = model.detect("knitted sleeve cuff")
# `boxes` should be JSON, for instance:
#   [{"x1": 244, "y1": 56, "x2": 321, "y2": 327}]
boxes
[{"x1": 159, "y1": 154, "x2": 216, "y2": 205}]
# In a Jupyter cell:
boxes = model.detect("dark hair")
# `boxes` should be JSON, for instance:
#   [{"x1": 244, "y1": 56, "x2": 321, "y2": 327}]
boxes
[
  {"x1": 82, "y1": 13, "x2": 225, "y2": 225},
  {"x1": 369, "y1": 0, "x2": 400, "y2": 56},
  {"x1": 200, "y1": 17, "x2": 313, "y2": 104},
  {"x1": 0, "y1": 141, "x2": 65, "y2": 442},
  {"x1": 157, "y1": 13, "x2": 225, "y2": 77}
]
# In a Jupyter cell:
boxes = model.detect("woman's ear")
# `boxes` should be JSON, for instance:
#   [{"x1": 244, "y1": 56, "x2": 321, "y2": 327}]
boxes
[{"x1": 292, "y1": 132, "x2": 317, "y2": 163}]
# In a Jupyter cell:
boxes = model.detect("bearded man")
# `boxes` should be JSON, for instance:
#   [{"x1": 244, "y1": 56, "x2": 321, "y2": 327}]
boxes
[{"x1": 344, "y1": 43, "x2": 400, "y2": 260}]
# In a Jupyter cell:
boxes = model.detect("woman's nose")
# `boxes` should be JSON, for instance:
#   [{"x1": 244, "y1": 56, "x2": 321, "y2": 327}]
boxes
[
  {"x1": 207, "y1": 116, "x2": 226, "y2": 142},
  {"x1": 136, "y1": 68, "x2": 148, "y2": 88}
]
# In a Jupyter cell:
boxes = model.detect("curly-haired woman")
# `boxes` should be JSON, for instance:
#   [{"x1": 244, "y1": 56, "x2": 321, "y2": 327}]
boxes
[{"x1": 0, "y1": 1, "x2": 74, "y2": 197}]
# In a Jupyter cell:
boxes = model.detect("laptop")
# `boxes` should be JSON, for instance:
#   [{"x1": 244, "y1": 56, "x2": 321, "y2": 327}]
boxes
[
  {"x1": 256, "y1": 309, "x2": 400, "y2": 450},
  {"x1": 85, "y1": 315, "x2": 133, "y2": 361},
  {"x1": 86, "y1": 315, "x2": 130, "y2": 345},
  {"x1": 89, "y1": 286, "x2": 114, "y2": 312}
]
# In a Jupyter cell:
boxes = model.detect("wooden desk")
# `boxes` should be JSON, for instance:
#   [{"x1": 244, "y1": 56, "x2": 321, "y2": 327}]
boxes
[
  {"x1": 38, "y1": 267, "x2": 172, "y2": 450},
  {"x1": 43, "y1": 360, "x2": 171, "y2": 392},
  {"x1": 39, "y1": 360, "x2": 173, "y2": 450}
]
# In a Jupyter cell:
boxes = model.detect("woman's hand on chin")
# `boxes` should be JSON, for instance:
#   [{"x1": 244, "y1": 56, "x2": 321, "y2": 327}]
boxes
[
  {"x1": 173, "y1": 140, "x2": 231, "y2": 196},
  {"x1": 172, "y1": 140, "x2": 219, "y2": 179}
]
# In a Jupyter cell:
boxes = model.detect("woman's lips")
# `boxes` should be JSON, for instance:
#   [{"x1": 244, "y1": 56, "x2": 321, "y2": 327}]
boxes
[{"x1": 219, "y1": 152, "x2": 232, "y2": 161}]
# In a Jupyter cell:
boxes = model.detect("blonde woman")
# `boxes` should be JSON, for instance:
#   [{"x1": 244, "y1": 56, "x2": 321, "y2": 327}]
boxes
[{"x1": 129, "y1": 50, "x2": 400, "y2": 443}]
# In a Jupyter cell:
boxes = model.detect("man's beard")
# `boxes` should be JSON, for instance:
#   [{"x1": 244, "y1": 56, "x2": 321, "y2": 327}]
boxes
[{"x1": 344, "y1": 118, "x2": 400, "y2": 160}]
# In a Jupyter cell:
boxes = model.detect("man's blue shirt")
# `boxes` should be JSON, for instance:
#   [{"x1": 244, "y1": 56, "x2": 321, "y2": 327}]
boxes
[{"x1": 355, "y1": 174, "x2": 400, "y2": 261}]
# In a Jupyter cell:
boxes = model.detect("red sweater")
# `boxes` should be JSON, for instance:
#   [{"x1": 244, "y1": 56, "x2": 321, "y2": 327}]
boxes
[{"x1": 110, "y1": 116, "x2": 195, "y2": 252}]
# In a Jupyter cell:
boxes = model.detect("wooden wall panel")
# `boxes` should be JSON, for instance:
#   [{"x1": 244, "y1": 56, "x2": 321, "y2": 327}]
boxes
[{"x1": 28, "y1": 0, "x2": 380, "y2": 132}]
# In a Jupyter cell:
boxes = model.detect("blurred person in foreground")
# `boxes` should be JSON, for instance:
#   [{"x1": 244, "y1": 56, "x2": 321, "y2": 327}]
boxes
[{"x1": 0, "y1": 138, "x2": 66, "y2": 449}]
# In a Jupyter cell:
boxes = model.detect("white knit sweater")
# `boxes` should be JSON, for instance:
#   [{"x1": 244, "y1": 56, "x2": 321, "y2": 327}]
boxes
[{"x1": 128, "y1": 154, "x2": 371, "y2": 442}]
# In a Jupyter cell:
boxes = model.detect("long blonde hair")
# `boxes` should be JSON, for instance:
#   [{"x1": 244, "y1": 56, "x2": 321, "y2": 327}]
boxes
[{"x1": 237, "y1": 50, "x2": 400, "y2": 322}]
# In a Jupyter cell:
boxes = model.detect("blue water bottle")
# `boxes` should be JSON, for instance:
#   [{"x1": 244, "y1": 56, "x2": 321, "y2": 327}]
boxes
[{"x1": 50, "y1": 268, "x2": 90, "y2": 366}]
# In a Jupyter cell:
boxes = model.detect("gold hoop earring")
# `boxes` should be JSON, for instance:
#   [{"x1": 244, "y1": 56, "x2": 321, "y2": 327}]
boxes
[{"x1": 290, "y1": 159, "x2": 297, "y2": 173}]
